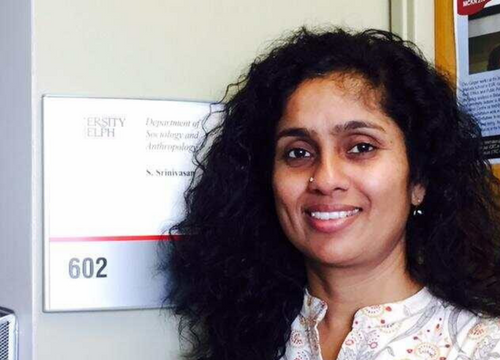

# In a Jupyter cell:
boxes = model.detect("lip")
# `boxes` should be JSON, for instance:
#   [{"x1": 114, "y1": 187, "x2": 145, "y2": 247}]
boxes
[
  {"x1": 304, "y1": 204, "x2": 362, "y2": 234},
  {"x1": 305, "y1": 204, "x2": 361, "y2": 212}
]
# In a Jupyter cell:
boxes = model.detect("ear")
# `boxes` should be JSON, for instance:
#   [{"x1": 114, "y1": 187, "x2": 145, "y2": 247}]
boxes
[{"x1": 411, "y1": 183, "x2": 426, "y2": 206}]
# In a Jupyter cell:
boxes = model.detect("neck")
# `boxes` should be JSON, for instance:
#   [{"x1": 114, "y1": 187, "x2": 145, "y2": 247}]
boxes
[{"x1": 306, "y1": 241, "x2": 422, "y2": 330}]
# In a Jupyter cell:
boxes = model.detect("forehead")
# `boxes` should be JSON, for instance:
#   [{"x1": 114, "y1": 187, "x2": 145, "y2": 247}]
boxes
[{"x1": 279, "y1": 75, "x2": 398, "y2": 133}]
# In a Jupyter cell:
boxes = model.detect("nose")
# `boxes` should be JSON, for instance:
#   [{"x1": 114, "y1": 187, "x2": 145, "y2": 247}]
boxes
[{"x1": 308, "y1": 154, "x2": 350, "y2": 195}]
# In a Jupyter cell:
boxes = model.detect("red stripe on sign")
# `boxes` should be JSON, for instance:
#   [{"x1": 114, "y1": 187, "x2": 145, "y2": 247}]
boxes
[
  {"x1": 50, "y1": 235, "x2": 180, "y2": 242},
  {"x1": 457, "y1": 0, "x2": 492, "y2": 15}
]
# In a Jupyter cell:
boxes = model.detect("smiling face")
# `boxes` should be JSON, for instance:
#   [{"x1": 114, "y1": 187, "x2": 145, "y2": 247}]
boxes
[{"x1": 272, "y1": 75, "x2": 425, "y2": 271}]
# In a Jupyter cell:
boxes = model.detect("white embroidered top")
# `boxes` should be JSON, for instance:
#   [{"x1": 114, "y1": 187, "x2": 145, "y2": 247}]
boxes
[{"x1": 282, "y1": 287, "x2": 500, "y2": 360}]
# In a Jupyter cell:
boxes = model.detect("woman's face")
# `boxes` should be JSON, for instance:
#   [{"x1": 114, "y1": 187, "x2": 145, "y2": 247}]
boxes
[{"x1": 272, "y1": 76, "x2": 424, "y2": 270}]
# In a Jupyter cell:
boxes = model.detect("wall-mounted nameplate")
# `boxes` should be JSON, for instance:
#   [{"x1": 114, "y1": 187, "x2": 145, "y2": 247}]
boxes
[{"x1": 43, "y1": 96, "x2": 220, "y2": 312}]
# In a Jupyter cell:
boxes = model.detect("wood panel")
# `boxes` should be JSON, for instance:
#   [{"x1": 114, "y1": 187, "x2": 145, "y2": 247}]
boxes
[{"x1": 435, "y1": 0, "x2": 456, "y2": 84}]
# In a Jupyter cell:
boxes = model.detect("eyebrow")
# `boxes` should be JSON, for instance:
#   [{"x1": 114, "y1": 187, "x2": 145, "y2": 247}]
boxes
[
  {"x1": 335, "y1": 120, "x2": 386, "y2": 134},
  {"x1": 275, "y1": 127, "x2": 313, "y2": 141},
  {"x1": 275, "y1": 120, "x2": 386, "y2": 141}
]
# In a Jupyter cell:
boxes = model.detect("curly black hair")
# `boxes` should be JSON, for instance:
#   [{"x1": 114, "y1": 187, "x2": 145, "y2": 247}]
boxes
[{"x1": 161, "y1": 27, "x2": 500, "y2": 360}]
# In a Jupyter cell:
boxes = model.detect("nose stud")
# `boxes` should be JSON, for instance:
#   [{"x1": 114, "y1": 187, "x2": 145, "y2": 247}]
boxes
[{"x1": 309, "y1": 177, "x2": 314, "y2": 183}]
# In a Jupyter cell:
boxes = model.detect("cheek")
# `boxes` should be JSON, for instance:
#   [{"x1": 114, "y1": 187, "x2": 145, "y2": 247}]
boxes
[
  {"x1": 364, "y1": 163, "x2": 411, "y2": 214},
  {"x1": 272, "y1": 168, "x2": 306, "y2": 223},
  {"x1": 273, "y1": 172, "x2": 293, "y2": 214}
]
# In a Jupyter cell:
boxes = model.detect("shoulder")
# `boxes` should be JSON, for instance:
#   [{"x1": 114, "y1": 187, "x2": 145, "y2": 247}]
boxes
[
  {"x1": 436, "y1": 299, "x2": 500, "y2": 359},
  {"x1": 459, "y1": 315, "x2": 500, "y2": 359}
]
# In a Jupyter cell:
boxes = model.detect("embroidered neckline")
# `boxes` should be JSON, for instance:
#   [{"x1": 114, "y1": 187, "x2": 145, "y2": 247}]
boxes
[{"x1": 301, "y1": 287, "x2": 435, "y2": 330}]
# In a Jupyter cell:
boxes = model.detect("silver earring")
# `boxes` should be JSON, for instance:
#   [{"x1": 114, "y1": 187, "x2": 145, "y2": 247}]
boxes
[
  {"x1": 412, "y1": 199, "x2": 423, "y2": 216},
  {"x1": 309, "y1": 177, "x2": 314, "y2": 183}
]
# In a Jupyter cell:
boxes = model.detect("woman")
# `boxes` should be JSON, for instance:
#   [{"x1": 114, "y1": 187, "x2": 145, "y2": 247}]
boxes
[{"x1": 163, "y1": 28, "x2": 500, "y2": 360}]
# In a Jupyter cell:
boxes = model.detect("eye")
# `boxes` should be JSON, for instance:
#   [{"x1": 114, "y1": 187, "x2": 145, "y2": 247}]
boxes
[
  {"x1": 286, "y1": 148, "x2": 312, "y2": 159},
  {"x1": 348, "y1": 143, "x2": 375, "y2": 154}
]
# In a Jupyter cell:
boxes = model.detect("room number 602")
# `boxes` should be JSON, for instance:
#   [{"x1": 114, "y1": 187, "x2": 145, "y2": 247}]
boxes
[{"x1": 68, "y1": 257, "x2": 108, "y2": 279}]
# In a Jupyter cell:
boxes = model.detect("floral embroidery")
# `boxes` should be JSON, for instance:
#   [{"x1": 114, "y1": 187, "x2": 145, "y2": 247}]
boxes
[
  {"x1": 379, "y1": 321, "x2": 402, "y2": 334},
  {"x1": 414, "y1": 342, "x2": 440, "y2": 359},
  {"x1": 344, "y1": 329, "x2": 364, "y2": 346},
  {"x1": 290, "y1": 330, "x2": 307, "y2": 348},
  {"x1": 362, "y1": 305, "x2": 385, "y2": 318},
  {"x1": 290, "y1": 349, "x2": 311, "y2": 360},
  {"x1": 282, "y1": 288, "x2": 500, "y2": 360},
  {"x1": 468, "y1": 322, "x2": 490, "y2": 340}
]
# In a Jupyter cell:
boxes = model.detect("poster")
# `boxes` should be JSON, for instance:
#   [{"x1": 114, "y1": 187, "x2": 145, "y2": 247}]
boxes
[
  {"x1": 43, "y1": 96, "x2": 220, "y2": 311},
  {"x1": 455, "y1": 0, "x2": 500, "y2": 161}
]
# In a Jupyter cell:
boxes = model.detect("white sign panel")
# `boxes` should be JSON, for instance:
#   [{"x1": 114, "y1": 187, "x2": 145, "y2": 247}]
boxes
[{"x1": 43, "y1": 96, "x2": 218, "y2": 312}]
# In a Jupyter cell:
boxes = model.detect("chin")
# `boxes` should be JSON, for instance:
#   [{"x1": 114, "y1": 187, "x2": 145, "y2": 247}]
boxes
[{"x1": 304, "y1": 246, "x2": 362, "y2": 269}]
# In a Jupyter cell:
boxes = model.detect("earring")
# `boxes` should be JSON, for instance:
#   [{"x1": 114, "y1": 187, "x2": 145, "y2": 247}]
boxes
[
  {"x1": 416, "y1": 251, "x2": 425, "y2": 265},
  {"x1": 309, "y1": 177, "x2": 314, "y2": 183},
  {"x1": 412, "y1": 198, "x2": 423, "y2": 216}
]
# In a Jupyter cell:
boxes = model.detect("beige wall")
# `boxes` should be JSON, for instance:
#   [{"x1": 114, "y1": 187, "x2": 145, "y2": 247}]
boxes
[
  {"x1": 32, "y1": 1, "x2": 393, "y2": 359},
  {"x1": 34, "y1": 0, "x2": 391, "y2": 102},
  {"x1": 391, "y1": 0, "x2": 435, "y2": 63},
  {"x1": 0, "y1": 0, "x2": 32, "y2": 359}
]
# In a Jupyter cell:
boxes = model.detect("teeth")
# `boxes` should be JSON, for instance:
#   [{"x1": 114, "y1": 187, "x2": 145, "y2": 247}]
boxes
[{"x1": 310, "y1": 208, "x2": 360, "y2": 220}]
